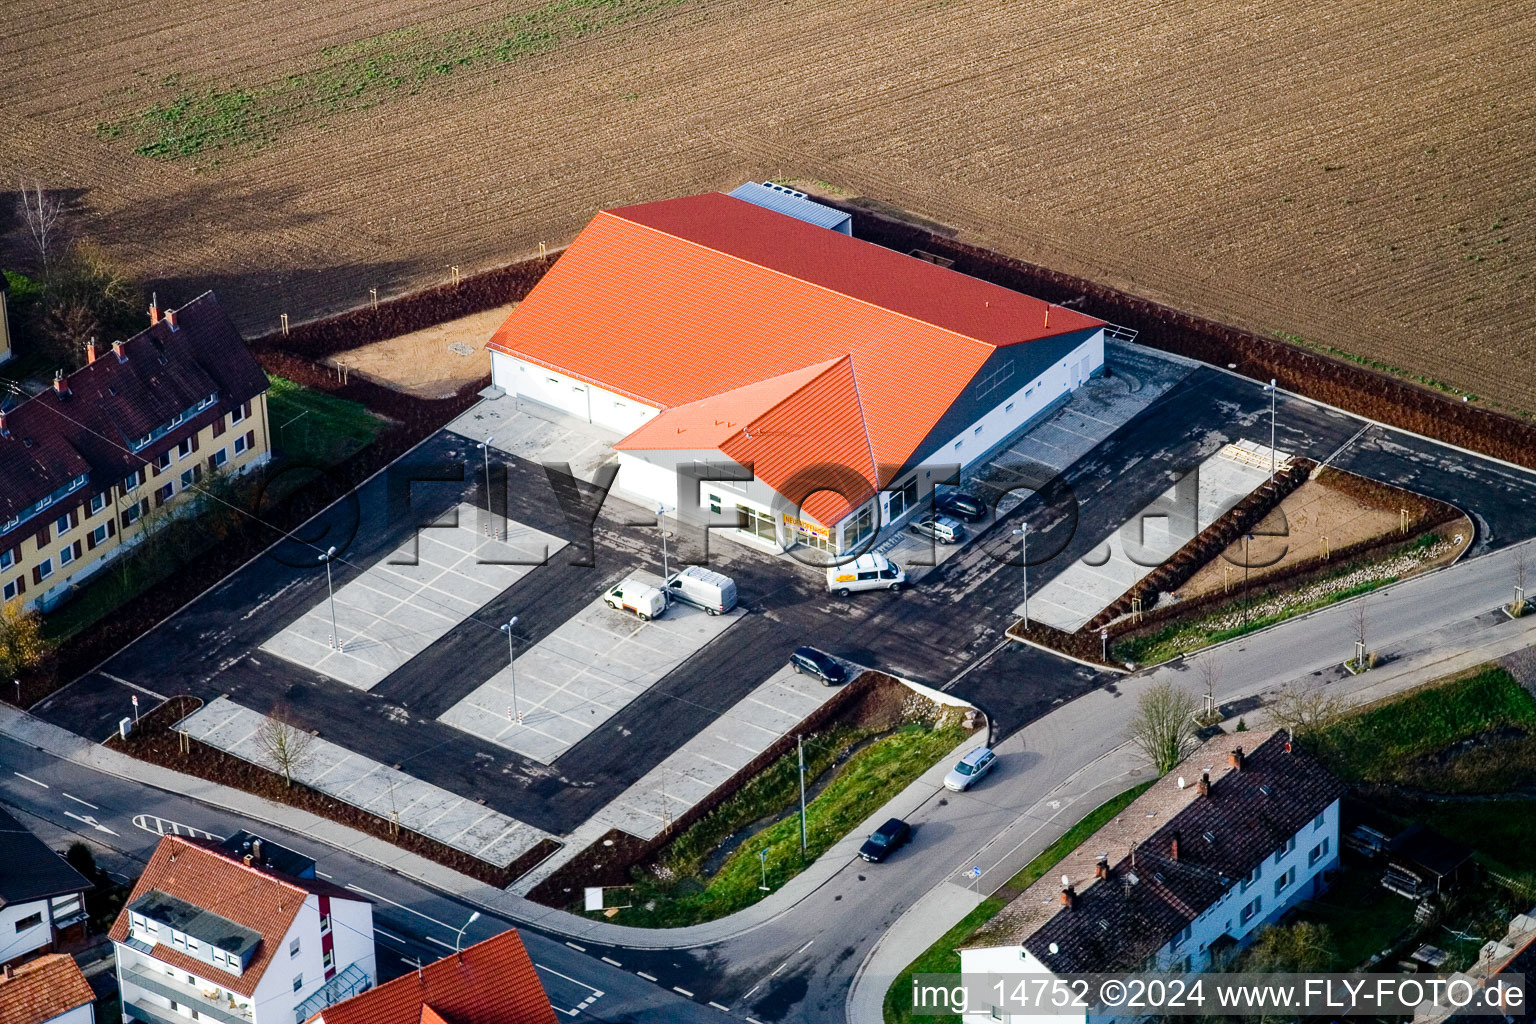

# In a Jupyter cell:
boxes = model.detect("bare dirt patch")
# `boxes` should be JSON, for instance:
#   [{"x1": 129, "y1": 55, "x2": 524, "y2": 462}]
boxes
[{"x1": 322, "y1": 304, "x2": 512, "y2": 398}]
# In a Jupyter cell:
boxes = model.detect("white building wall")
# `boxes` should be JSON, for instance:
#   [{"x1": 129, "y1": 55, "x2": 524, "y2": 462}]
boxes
[
  {"x1": 491, "y1": 353, "x2": 658, "y2": 435},
  {"x1": 44, "y1": 1004, "x2": 93, "y2": 1024},
  {"x1": 0, "y1": 898, "x2": 52, "y2": 964},
  {"x1": 327, "y1": 898, "x2": 376, "y2": 989}
]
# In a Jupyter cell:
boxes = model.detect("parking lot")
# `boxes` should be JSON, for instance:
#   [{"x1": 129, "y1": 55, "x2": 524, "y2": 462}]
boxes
[
  {"x1": 437, "y1": 571, "x2": 744, "y2": 763},
  {"x1": 258, "y1": 502, "x2": 565, "y2": 690}
]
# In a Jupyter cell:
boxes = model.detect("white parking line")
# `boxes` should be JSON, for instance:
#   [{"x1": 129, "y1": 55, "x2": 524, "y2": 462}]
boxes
[
  {"x1": 564, "y1": 941, "x2": 586, "y2": 952},
  {"x1": 637, "y1": 972, "x2": 657, "y2": 982},
  {"x1": 709, "y1": 1001, "x2": 732, "y2": 1012},
  {"x1": 13, "y1": 772, "x2": 48, "y2": 788},
  {"x1": 343, "y1": 885, "x2": 455, "y2": 931},
  {"x1": 674, "y1": 986, "x2": 695, "y2": 998},
  {"x1": 601, "y1": 956, "x2": 622, "y2": 967},
  {"x1": 375, "y1": 929, "x2": 406, "y2": 944},
  {"x1": 62, "y1": 793, "x2": 98, "y2": 810},
  {"x1": 534, "y1": 963, "x2": 603, "y2": 995},
  {"x1": 425, "y1": 936, "x2": 455, "y2": 951}
]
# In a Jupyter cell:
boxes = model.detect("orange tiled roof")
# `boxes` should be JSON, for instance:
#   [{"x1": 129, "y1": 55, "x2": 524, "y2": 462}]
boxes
[
  {"x1": 0, "y1": 954, "x2": 94, "y2": 1024},
  {"x1": 108, "y1": 836, "x2": 361, "y2": 997},
  {"x1": 309, "y1": 928, "x2": 557, "y2": 1024},
  {"x1": 489, "y1": 192, "x2": 1103, "y2": 524}
]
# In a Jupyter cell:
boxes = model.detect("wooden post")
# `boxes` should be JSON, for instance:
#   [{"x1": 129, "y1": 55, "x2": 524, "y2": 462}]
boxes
[
  {"x1": 369, "y1": 287, "x2": 378, "y2": 310},
  {"x1": 539, "y1": 241, "x2": 547, "y2": 259},
  {"x1": 280, "y1": 313, "x2": 289, "y2": 336}
]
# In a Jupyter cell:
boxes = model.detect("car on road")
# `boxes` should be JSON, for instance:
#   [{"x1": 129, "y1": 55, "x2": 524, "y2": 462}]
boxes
[
  {"x1": 603, "y1": 579, "x2": 667, "y2": 620},
  {"x1": 859, "y1": 817, "x2": 911, "y2": 862},
  {"x1": 909, "y1": 514, "x2": 966, "y2": 545},
  {"x1": 789, "y1": 646, "x2": 847, "y2": 686},
  {"x1": 944, "y1": 746, "x2": 998, "y2": 792},
  {"x1": 936, "y1": 491, "x2": 988, "y2": 522}
]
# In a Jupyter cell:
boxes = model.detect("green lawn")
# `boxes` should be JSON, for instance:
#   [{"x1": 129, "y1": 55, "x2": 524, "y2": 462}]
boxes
[
  {"x1": 595, "y1": 721, "x2": 966, "y2": 928},
  {"x1": 883, "y1": 781, "x2": 1153, "y2": 1024},
  {"x1": 1409, "y1": 800, "x2": 1536, "y2": 875},
  {"x1": 1288, "y1": 865, "x2": 1419, "y2": 970},
  {"x1": 1310, "y1": 666, "x2": 1536, "y2": 783},
  {"x1": 265, "y1": 374, "x2": 385, "y2": 468}
]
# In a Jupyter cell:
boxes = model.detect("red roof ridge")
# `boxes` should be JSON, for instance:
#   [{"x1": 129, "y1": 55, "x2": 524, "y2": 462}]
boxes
[
  {"x1": 604, "y1": 204, "x2": 1011, "y2": 355},
  {"x1": 839, "y1": 354, "x2": 883, "y2": 488}
]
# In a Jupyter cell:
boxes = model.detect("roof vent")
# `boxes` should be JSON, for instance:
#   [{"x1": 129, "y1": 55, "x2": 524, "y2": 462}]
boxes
[
  {"x1": 1203, "y1": 830, "x2": 1216, "y2": 844},
  {"x1": 1259, "y1": 784, "x2": 1272, "y2": 797}
]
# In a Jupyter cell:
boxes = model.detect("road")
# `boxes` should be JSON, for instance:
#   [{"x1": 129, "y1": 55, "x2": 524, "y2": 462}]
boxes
[{"x1": 0, "y1": 733, "x2": 725, "y2": 1024}]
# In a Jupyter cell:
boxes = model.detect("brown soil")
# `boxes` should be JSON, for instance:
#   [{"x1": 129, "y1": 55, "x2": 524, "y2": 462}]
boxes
[
  {"x1": 323, "y1": 304, "x2": 513, "y2": 398},
  {"x1": 1, "y1": 1, "x2": 1532, "y2": 413}
]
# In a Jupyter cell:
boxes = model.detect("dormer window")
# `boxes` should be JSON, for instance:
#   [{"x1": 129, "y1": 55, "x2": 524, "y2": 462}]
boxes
[
  {"x1": 197, "y1": 393, "x2": 217, "y2": 410},
  {"x1": 33, "y1": 494, "x2": 53, "y2": 514},
  {"x1": 3, "y1": 516, "x2": 17, "y2": 532},
  {"x1": 133, "y1": 434, "x2": 153, "y2": 450}
]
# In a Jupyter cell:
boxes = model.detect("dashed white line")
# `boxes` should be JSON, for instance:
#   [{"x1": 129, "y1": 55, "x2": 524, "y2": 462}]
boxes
[
  {"x1": 673, "y1": 986, "x2": 695, "y2": 998},
  {"x1": 709, "y1": 1001, "x2": 732, "y2": 1012},
  {"x1": 601, "y1": 956, "x2": 622, "y2": 967},
  {"x1": 316, "y1": 870, "x2": 332, "y2": 879},
  {"x1": 425, "y1": 936, "x2": 455, "y2": 951},
  {"x1": 343, "y1": 884, "x2": 454, "y2": 931},
  {"x1": 564, "y1": 941, "x2": 586, "y2": 952},
  {"x1": 375, "y1": 929, "x2": 406, "y2": 944},
  {"x1": 13, "y1": 772, "x2": 48, "y2": 788},
  {"x1": 62, "y1": 793, "x2": 98, "y2": 810},
  {"x1": 746, "y1": 1017, "x2": 767, "y2": 1024},
  {"x1": 637, "y1": 972, "x2": 657, "y2": 982}
]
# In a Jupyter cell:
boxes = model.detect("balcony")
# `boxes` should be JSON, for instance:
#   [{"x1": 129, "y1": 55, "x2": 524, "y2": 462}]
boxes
[{"x1": 122, "y1": 963, "x2": 253, "y2": 1024}]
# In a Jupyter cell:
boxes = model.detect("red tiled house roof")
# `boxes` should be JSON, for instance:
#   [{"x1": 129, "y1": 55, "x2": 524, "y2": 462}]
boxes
[
  {"x1": 108, "y1": 836, "x2": 366, "y2": 997},
  {"x1": 308, "y1": 928, "x2": 557, "y2": 1024},
  {"x1": 0, "y1": 954, "x2": 95, "y2": 1024},
  {"x1": 488, "y1": 193, "x2": 1104, "y2": 525}
]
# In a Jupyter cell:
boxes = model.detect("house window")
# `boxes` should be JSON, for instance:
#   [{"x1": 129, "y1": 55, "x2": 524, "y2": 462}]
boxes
[
  {"x1": 234, "y1": 434, "x2": 249, "y2": 455},
  {"x1": 180, "y1": 468, "x2": 197, "y2": 488},
  {"x1": 293, "y1": 974, "x2": 303, "y2": 993},
  {"x1": 2, "y1": 517, "x2": 16, "y2": 533},
  {"x1": 231, "y1": 404, "x2": 246, "y2": 426},
  {"x1": 60, "y1": 545, "x2": 74, "y2": 567},
  {"x1": 3, "y1": 580, "x2": 18, "y2": 602},
  {"x1": 1170, "y1": 923, "x2": 1192, "y2": 949},
  {"x1": 707, "y1": 493, "x2": 722, "y2": 516},
  {"x1": 1274, "y1": 835, "x2": 1296, "y2": 863},
  {"x1": 123, "y1": 504, "x2": 142, "y2": 527},
  {"x1": 952, "y1": 440, "x2": 963, "y2": 451},
  {"x1": 1239, "y1": 896, "x2": 1263, "y2": 926},
  {"x1": 844, "y1": 502, "x2": 876, "y2": 549},
  {"x1": 1005, "y1": 402, "x2": 1015, "y2": 413},
  {"x1": 1313, "y1": 810, "x2": 1328, "y2": 831},
  {"x1": 320, "y1": 914, "x2": 331, "y2": 936},
  {"x1": 54, "y1": 513, "x2": 71, "y2": 535},
  {"x1": 157, "y1": 483, "x2": 175, "y2": 504},
  {"x1": 1274, "y1": 867, "x2": 1295, "y2": 896},
  {"x1": 123, "y1": 470, "x2": 143, "y2": 492},
  {"x1": 738, "y1": 505, "x2": 777, "y2": 545},
  {"x1": 1241, "y1": 864, "x2": 1261, "y2": 890},
  {"x1": 36, "y1": 558, "x2": 53, "y2": 581},
  {"x1": 322, "y1": 949, "x2": 334, "y2": 971},
  {"x1": 154, "y1": 451, "x2": 172, "y2": 472},
  {"x1": 972, "y1": 425, "x2": 983, "y2": 436},
  {"x1": 1308, "y1": 838, "x2": 1331, "y2": 867},
  {"x1": 290, "y1": 937, "x2": 301, "y2": 958},
  {"x1": 176, "y1": 437, "x2": 194, "y2": 460},
  {"x1": 0, "y1": 549, "x2": 13, "y2": 570},
  {"x1": 171, "y1": 931, "x2": 188, "y2": 950},
  {"x1": 90, "y1": 524, "x2": 109, "y2": 547},
  {"x1": 15, "y1": 911, "x2": 42, "y2": 932},
  {"x1": 33, "y1": 495, "x2": 53, "y2": 514},
  {"x1": 187, "y1": 936, "x2": 199, "y2": 953},
  {"x1": 212, "y1": 448, "x2": 228, "y2": 469},
  {"x1": 198, "y1": 393, "x2": 217, "y2": 410},
  {"x1": 90, "y1": 492, "x2": 108, "y2": 515}
]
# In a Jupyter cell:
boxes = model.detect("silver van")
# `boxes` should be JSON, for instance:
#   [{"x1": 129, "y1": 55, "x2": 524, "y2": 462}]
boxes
[
  {"x1": 825, "y1": 553, "x2": 907, "y2": 596},
  {"x1": 664, "y1": 566, "x2": 738, "y2": 615}
]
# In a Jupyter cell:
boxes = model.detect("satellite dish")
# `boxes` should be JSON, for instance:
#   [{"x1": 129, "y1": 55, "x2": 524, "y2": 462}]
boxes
[
  {"x1": 1048, "y1": 942, "x2": 1060, "y2": 955},
  {"x1": 1177, "y1": 776, "x2": 1187, "y2": 789},
  {"x1": 1061, "y1": 874, "x2": 1071, "y2": 887}
]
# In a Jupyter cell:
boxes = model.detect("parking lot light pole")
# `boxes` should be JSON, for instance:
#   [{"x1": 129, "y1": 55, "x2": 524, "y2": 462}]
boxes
[
  {"x1": 758, "y1": 848, "x2": 770, "y2": 891},
  {"x1": 1264, "y1": 379, "x2": 1278, "y2": 483},
  {"x1": 657, "y1": 503, "x2": 674, "y2": 582},
  {"x1": 453, "y1": 910, "x2": 480, "y2": 953},
  {"x1": 478, "y1": 435, "x2": 496, "y2": 531},
  {"x1": 320, "y1": 546, "x2": 338, "y2": 649},
  {"x1": 501, "y1": 616, "x2": 521, "y2": 724},
  {"x1": 798, "y1": 734, "x2": 807, "y2": 855},
  {"x1": 1014, "y1": 524, "x2": 1029, "y2": 629}
]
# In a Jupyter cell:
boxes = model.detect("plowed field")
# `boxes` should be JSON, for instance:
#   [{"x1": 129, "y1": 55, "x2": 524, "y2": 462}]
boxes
[{"x1": 2, "y1": 0, "x2": 1532, "y2": 409}]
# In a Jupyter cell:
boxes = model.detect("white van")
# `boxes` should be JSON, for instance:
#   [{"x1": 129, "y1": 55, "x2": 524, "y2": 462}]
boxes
[
  {"x1": 825, "y1": 553, "x2": 907, "y2": 596},
  {"x1": 603, "y1": 579, "x2": 667, "y2": 620},
  {"x1": 664, "y1": 566, "x2": 738, "y2": 615}
]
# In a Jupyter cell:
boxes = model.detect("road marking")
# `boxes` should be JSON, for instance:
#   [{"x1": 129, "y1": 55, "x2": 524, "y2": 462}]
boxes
[
  {"x1": 13, "y1": 772, "x2": 48, "y2": 788},
  {"x1": 425, "y1": 936, "x2": 455, "y2": 951},
  {"x1": 316, "y1": 870, "x2": 332, "y2": 879},
  {"x1": 343, "y1": 884, "x2": 455, "y2": 931},
  {"x1": 64, "y1": 811, "x2": 119, "y2": 836},
  {"x1": 62, "y1": 793, "x2": 99, "y2": 810},
  {"x1": 709, "y1": 1001, "x2": 732, "y2": 1012},
  {"x1": 99, "y1": 672, "x2": 168, "y2": 701},
  {"x1": 131, "y1": 814, "x2": 221, "y2": 841},
  {"x1": 637, "y1": 972, "x2": 657, "y2": 982},
  {"x1": 601, "y1": 956, "x2": 622, "y2": 967},
  {"x1": 564, "y1": 941, "x2": 586, "y2": 952},
  {"x1": 375, "y1": 929, "x2": 406, "y2": 944},
  {"x1": 534, "y1": 964, "x2": 603, "y2": 996},
  {"x1": 673, "y1": 986, "x2": 695, "y2": 998},
  {"x1": 794, "y1": 939, "x2": 814, "y2": 956},
  {"x1": 746, "y1": 1018, "x2": 767, "y2": 1024}
]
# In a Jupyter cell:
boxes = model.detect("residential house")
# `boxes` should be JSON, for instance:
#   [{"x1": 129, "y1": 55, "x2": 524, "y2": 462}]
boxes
[
  {"x1": 0, "y1": 292, "x2": 271, "y2": 612},
  {"x1": 0, "y1": 805, "x2": 92, "y2": 967},
  {"x1": 960, "y1": 729, "x2": 1344, "y2": 1023},
  {"x1": 0, "y1": 954, "x2": 95, "y2": 1024},
  {"x1": 110, "y1": 835, "x2": 374, "y2": 1024},
  {"x1": 304, "y1": 928, "x2": 557, "y2": 1024}
]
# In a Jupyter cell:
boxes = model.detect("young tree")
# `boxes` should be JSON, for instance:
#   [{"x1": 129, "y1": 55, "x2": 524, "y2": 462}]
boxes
[
  {"x1": 1351, "y1": 598, "x2": 1370, "y2": 670},
  {"x1": 1194, "y1": 657, "x2": 1222, "y2": 724},
  {"x1": 1240, "y1": 921, "x2": 1336, "y2": 973},
  {"x1": 16, "y1": 180, "x2": 64, "y2": 277},
  {"x1": 35, "y1": 242, "x2": 141, "y2": 363},
  {"x1": 0, "y1": 600, "x2": 48, "y2": 679},
  {"x1": 1514, "y1": 545, "x2": 1528, "y2": 617},
  {"x1": 1268, "y1": 681, "x2": 1344, "y2": 741},
  {"x1": 1127, "y1": 680, "x2": 1199, "y2": 775},
  {"x1": 256, "y1": 706, "x2": 314, "y2": 788}
]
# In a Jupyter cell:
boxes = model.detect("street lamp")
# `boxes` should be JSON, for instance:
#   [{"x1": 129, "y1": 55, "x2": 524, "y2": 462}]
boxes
[
  {"x1": 758, "y1": 848, "x2": 770, "y2": 891},
  {"x1": 1264, "y1": 379, "x2": 1278, "y2": 483},
  {"x1": 1243, "y1": 533, "x2": 1253, "y2": 626},
  {"x1": 1014, "y1": 524, "x2": 1029, "y2": 630},
  {"x1": 657, "y1": 503, "x2": 674, "y2": 582},
  {"x1": 453, "y1": 910, "x2": 481, "y2": 953},
  {"x1": 478, "y1": 435, "x2": 496, "y2": 534},
  {"x1": 501, "y1": 616, "x2": 521, "y2": 724},
  {"x1": 319, "y1": 546, "x2": 339, "y2": 649}
]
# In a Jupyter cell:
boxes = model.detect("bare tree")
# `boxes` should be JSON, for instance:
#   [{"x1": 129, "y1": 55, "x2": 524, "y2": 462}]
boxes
[
  {"x1": 256, "y1": 706, "x2": 314, "y2": 788},
  {"x1": 1195, "y1": 657, "x2": 1222, "y2": 723},
  {"x1": 1127, "y1": 680, "x2": 1199, "y2": 775},
  {"x1": 1268, "y1": 681, "x2": 1344, "y2": 740},
  {"x1": 16, "y1": 180, "x2": 64, "y2": 277},
  {"x1": 1350, "y1": 598, "x2": 1370, "y2": 670}
]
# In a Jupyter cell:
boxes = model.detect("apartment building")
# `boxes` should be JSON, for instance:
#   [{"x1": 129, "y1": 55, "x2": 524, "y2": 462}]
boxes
[
  {"x1": 0, "y1": 291, "x2": 271, "y2": 612},
  {"x1": 110, "y1": 834, "x2": 374, "y2": 1024},
  {"x1": 0, "y1": 805, "x2": 92, "y2": 968},
  {"x1": 960, "y1": 730, "x2": 1343, "y2": 1024}
]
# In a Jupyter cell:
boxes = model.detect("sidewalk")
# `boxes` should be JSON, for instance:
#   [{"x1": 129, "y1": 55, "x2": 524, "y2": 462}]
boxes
[{"x1": 0, "y1": 703, "x2": 980, "y2": 950}]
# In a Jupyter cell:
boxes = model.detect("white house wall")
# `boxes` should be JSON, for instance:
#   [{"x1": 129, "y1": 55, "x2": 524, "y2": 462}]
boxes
[
  {"x1": 49, "y1": 1004, "x2": 93, "y2": 1024},
  {"x1": 491, "y1": 353, "x2": 658, "y2": 435},
  {"x1": 0, "y1": 898, "x2": 51, "y2": 963}
]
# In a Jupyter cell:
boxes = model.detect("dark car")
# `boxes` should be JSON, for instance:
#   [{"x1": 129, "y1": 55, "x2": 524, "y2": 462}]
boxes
[
  {"x1": 936, "y1": 491, "x2": 987, "y2": 522},
  {"x1": 859, "y1": 817, "x2": 911, "y2": 862},
  {"x1": 790, "y1": 646, "x2": 847, "y2": 686}
]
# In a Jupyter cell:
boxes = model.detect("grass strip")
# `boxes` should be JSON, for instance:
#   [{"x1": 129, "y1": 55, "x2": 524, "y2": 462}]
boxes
[
  {"x1": 883, "y1": 780, "x2": 1153, "y2": 1024},
  {"x1": 265, "y1": 374, "x2": 385, "y2": 467}
]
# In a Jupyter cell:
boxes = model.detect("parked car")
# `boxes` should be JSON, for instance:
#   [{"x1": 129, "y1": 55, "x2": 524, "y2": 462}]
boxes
[
  {"x1": 664, "y1": 566, "x2": 738, "y2": 615},
  {"x1": 859, "y1": 818, "x2": 912, "y2": 863},
  {"x1": 944, "y1": 746, "x2": 998, "y2": 792},
  {"x1": 909, "y1": 514, "x2": 966, "y2": 545},
  {"x1": 825, "y1": 553, "x2": 906, "y2": 596},
  {"x1": 603, "y1": 579, "x2": 667, "y2": 620},
  {"x1": 936, "y1": 491, "x2": 987, "y2": 522},
  {"x1": 789, "y1": 646, "x2": 846, "y2": 686}
]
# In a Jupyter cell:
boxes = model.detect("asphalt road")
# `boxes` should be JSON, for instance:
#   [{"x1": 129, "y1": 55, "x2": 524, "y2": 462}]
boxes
[{"x1": 0, "y1": 734, "x2": 727, "y2": 1024}]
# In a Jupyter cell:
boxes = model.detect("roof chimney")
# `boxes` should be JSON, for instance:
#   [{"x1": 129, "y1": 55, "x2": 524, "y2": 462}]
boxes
[
  {"x1": 1095, "y1": 854, "x2": 1111, "y2": 880},
  {"x1": 53, "y1": 370, "x2": 70, "y2": 397},
  {"x1": 1059, "y1": 884, "x2": 1077, "y2": 910},
  {"x1": 165, "y1": 307, "x2": 178, "y2": 332},
  {"x1": 112, "y1": 339, "x2": 128, "y2": 363},
  {"x1": 87, "y1": 337, "x2": 98, "y2": 364},
  {"x1": 251, "y1": 838, "x2": 263, "y2": 865},
  {"x1": 1229, "y1": 746, "x2": 1245, "y2": 772},
  {"x1": 244, "y1": 854, "x2": 254, "y2": 866},
  {"x1": 1197, "y1": 771, "x2": 1210, "y2": 797},
  {"x1": 1170, "y1": 832, "x2": 1181, "y2": 861},
  {"x1": 1283, "y1": 730, "x2": 1293, "y2": 754},
  {"x1": 149, "y1": 293, "x2": 160, "y2": 325},
  {"x1": 3, "y1": 963, "x2": 12, "y2": 980}
]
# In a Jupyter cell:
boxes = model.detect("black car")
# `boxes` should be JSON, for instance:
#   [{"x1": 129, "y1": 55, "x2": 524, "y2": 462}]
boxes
[
  {"x1": 935, "y1": 491, "x2": 987, "y2": 522},
  {"x1": 859, "y1": 817, "x2": 911, "y2": 862},
  {"x1": 789, "y1": 646, "x2": 847, "y2": 686}
]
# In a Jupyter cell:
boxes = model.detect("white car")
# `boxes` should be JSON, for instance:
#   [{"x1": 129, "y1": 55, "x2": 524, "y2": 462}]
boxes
[
  {"x1": 944, "y1": 746, "x2": 997, "y2": 792},
  {"x1": 603, "y1": 579, "x2": 667, "y2": 620}
]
